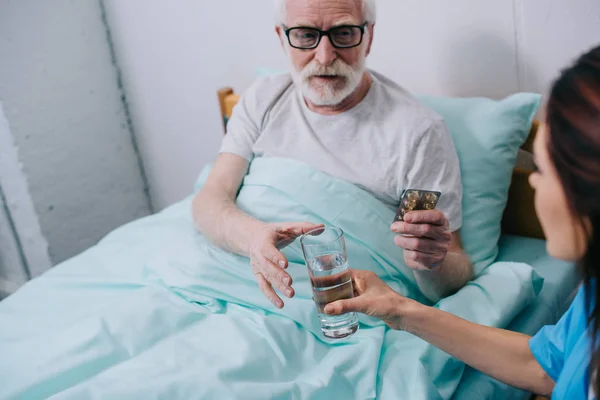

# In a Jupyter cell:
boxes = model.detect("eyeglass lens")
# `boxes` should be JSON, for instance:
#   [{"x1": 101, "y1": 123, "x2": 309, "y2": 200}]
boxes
[{"x1": 289, "y1": 26, "x2": 362, "y2": 49}]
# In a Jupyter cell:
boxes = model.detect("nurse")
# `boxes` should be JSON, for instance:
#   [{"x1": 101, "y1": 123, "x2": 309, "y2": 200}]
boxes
[{"x1": 324, "y1": 44, "x2": 600, "y2": 399}]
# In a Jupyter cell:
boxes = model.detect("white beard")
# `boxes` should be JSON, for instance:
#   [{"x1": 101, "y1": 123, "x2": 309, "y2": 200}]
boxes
[{"x1": 288, "y1": 50, "x2": 367, "y2": 106}]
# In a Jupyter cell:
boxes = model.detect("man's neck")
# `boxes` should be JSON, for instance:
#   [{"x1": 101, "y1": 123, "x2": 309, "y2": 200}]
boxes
[{"x1": 305, "y1": 72, "x2": 373, "y2": 115}]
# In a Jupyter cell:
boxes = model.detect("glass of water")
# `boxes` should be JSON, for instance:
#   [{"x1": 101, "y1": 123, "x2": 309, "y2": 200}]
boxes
[{"x1": 300, "y1": 226, "x2": 359, "y2": 339}]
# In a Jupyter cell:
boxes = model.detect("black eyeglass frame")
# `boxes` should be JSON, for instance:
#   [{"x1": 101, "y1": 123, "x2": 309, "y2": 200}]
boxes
[{"x1": 282, "y1": 22, "x2": 368, "y2": 50}]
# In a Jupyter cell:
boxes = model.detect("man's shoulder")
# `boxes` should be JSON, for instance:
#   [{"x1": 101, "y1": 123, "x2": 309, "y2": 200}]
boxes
[
  {"x1": 369, "y1": 69, "x2": 445, "y2": 134},
  {"x1": 231, "y1": 73, "x2": 295, "y2": 129},
  {"x1": 240, "y1": 72, "x2": 295, "y2": 112}
]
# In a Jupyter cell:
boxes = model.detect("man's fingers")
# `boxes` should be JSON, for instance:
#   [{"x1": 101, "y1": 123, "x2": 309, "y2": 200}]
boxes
[
  {"x1": 255, "y1": 273, "x2": 284, "y2": 308},
  {"x1": 393, "y1": 235, "x2": 447, "y2": 254},
  {"x1": 276, "y1": 222, "x2": 324, "y2": 236},
  {"x1": 402, "y1": 210, "x2": 448, "y2": 227},
  {"x1": 391, "y1": 221, "x2": 450, "y2": 241},
  {"x1": 265, "y1": 246, "x2": 288, "y2": 269},
  {"x1": 261, "y1": 256, "x2": 294, "y2": 298},
  {"x1": 262, "y1": 244, "x2": 291, "y2": 281}
]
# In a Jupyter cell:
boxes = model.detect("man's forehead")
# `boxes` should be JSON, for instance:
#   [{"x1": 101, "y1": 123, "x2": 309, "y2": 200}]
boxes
[{"x1": 285, "y1": 0, "x2": 363, "y2": 27}]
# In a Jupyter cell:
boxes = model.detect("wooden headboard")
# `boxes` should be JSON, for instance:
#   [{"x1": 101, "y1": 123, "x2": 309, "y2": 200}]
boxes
[
  {"x1": 502, "y1": 120, "x2": 544, "y2": 239},
  {"x1": 217, "y1": 88, "x2": 544, "y2": 240},
  {"x1": 218, "y1": 88, "x2": 241, "y2": 133}
]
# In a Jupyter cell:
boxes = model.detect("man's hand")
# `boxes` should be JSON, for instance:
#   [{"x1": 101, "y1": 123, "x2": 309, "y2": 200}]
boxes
[
  {"x1": 249, "y1": 222, "x2": 323, "y2": 309},
  {"x1": 391, "y1": 210, "x2": 452, "y2": 270},
  {"x1": 391, "y1": 210, "x2": 473, "y2": 301}
]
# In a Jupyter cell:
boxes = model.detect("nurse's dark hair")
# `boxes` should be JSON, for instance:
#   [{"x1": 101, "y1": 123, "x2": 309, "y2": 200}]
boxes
[{"x1": 545, "y1": 44, "x2": 600, "y2": 393}]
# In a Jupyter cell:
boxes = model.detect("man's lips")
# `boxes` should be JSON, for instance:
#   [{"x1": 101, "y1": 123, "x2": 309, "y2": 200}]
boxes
[{"x1": 311, "y1": 75, "x2": 342, "y2": 80}]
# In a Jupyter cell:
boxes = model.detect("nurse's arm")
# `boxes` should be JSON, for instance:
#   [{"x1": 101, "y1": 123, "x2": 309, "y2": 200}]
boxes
[
  {"x1": 402, "y1": 304, "x2": 555, "y2": 396},
  {"x1": 324, "y1": 271, "x2": 556, "y2": 397}
]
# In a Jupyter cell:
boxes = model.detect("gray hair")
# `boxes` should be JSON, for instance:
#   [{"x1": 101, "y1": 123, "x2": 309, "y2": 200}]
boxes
[{"x1": 274, "y1": 0, "x2": 377, "y2": 25}]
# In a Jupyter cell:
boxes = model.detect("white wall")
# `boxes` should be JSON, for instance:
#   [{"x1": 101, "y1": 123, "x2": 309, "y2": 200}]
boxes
[
  {"x1": 103, "y1": 0, "x2": 284, "y2": 210},
  {"x1": 0, "y1": 187, "x2": 28, "y2": 297},
  {"x1": 0, "y1": 0, "x2": 152, "y2": 265},
  {"x1": 104, "y1": 0, "x2": 600, "y2": 210},
  {"x1": 0, "y1": 102, "x2": 51, "y2": 289}
]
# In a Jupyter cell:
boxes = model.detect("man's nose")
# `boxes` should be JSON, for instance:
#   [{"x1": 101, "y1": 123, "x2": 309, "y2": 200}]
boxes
[{"x1": 314, "y1": 35, "x2": 337, "y2": 66}]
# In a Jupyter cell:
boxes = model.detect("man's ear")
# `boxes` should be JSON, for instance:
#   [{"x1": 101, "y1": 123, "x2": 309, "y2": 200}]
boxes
[
  {"x1": 365, "y1": 23, "x2": 375, "y2": 57},
  {"x1": 275, "y1": 26, "x2": 285, "y2": 49}
]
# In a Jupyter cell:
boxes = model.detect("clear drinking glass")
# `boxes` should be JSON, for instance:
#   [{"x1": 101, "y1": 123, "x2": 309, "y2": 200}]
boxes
[{"x1": 300, "y1": 226, "x2": 359, "y2": 339}]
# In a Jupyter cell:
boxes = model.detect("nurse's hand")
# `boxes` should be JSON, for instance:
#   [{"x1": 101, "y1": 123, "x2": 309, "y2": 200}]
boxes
[
  {"x1": 326, "y1": 272, "x2": 555, "y2": 398},
  {"x1": 323, "y1": 269, "x2": 418, "y2": 331}
]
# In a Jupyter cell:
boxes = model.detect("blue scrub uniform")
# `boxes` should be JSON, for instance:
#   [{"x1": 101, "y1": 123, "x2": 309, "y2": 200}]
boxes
[{"x1": 529, "y1": 284, "x2": 596, "y2": 399}]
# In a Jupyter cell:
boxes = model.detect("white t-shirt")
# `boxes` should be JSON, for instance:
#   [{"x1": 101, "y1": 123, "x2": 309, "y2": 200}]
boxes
[{"x1": 219, "y1": 69, "x2": 463, "y2": 232}]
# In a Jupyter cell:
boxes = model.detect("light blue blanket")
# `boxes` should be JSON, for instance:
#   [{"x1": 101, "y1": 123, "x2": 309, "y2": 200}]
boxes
[{"x1": 0, "y1": 158, "x2": 541, "y2": 399}]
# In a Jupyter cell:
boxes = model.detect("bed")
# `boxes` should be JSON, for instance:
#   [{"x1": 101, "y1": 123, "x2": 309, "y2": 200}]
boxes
[
  {"x1": 0, "y1": 88, "x2": 578, "y2": 400},
  {"x1": 219, "y1": 86, "x2": 579, "y2": 400}
]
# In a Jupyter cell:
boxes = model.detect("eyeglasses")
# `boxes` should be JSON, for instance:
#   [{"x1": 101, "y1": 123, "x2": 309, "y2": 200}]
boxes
[{"x1": 283, "y1": 23, "x2": 368, "y2": 50}]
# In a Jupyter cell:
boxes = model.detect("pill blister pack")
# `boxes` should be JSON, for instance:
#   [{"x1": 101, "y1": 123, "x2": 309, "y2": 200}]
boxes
[{"x1": 393, "y1": 189, "x2": 442, "y2": 223}]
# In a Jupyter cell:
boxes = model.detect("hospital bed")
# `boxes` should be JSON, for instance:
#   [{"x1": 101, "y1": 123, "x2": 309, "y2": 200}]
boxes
[
  {"x1": 0, "y1": 87, "x2": 576, "y2": 400},
  {"x1": 218, "y1": 87, "x2": 577, "y2": 400}
]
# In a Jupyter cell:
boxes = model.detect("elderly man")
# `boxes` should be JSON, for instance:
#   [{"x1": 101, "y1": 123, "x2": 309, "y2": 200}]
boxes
[{"x1": 193, "y1": 0, "x2": 473, "y2": 307}]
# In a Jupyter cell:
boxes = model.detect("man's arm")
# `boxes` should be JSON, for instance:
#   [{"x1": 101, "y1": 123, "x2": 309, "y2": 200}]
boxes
[
  {"x1": 192, "y1": 153, "x2": 321, "y2": 308},
  {"x1": 192, "y1": 153, "x2": 264, "y2": 257},
  {"x1": 412, "y1": 231, "x2": 473, "y2": 302},
  {"x1": 395, "y1": 117, "x2": 469, "y2": 301}
]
